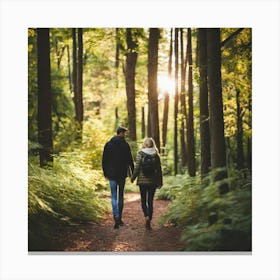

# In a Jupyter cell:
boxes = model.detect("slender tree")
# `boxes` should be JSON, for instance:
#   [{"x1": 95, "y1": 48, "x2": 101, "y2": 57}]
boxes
[
  {"x1": 247, "y1": 96, "x2": 252, "y2": 170},
  {"x1": 66, "y1": 44, "x2": 72, "y2": 94},
  {"x1": 148, "y1": 28, "x2": 160, "y2": 150},
  {"x1": 141, "y1": 107, "x2": 146, "y2": 139},
  {"x1": 186, "y1": 28, "x2": 196, "y2": 177},
  {"x1": 174, "y1": 28, "x2": 179, "y2": 174},
  {"x1": 179, "y1": 28, "x2": 187, "y2": 166},
  {"x1": 115, "y1": 28, "x2": 120, "y2": 88},
  {"x1": 198, "y1": 28, "x2": 211, "y2": 177},
  {"x1": 125, "y1": 28, "x2": 137, "y2": 141},
  {"x1": 162, "y1": 28, "x2": 173, "y2": 151},
  {"x1": 37, "y1": 28, "x2": 53, "y2": 167},
  {"x1": 207, "y1": 28, "x2": 228, "y2": 193},
  {"x1": 77, "y1": 28, "x2": 83, "y2": 122},
  {"x1": 72, "y1": 28, "x2": 77, "y2": 106},
  {"x1": 236, "y1": 88, "x2": 245, "y2": 169},
  {"x1": 71, "y1": 28, "x2": 84, "y2": 140}
]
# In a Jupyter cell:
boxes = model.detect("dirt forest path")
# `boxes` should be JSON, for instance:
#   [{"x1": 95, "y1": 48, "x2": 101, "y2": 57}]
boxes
[{"x1": 51, "y1": 192, "x2": 184, "y2": 252}]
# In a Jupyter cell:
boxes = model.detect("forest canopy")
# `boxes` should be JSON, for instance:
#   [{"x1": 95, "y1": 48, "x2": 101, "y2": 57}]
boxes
[{"x1": 28, "y1": 28, "x2": 252, "y2": 251}]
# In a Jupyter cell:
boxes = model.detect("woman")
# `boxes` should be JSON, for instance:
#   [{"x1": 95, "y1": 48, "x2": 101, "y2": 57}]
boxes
[{"x1": 131, "y1": 138, "x2": 163, "y2": 230}]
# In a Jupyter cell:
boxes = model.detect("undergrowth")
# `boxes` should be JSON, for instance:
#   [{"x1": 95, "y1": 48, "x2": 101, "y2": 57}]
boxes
[
  {"x1": 157, "y1": 168, "x2": 252, "y2": 251},
  {"x1": 28, "y1": 145, "x2": 110, "y2": 251}
]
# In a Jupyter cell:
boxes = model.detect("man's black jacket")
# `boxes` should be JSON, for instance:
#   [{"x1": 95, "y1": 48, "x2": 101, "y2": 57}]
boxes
[{"x1": 102, "y1": 136, "x2": 134, "y2": 181}]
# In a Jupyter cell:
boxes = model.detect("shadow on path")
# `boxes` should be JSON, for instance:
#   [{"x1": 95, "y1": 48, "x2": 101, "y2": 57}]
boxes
[{"x1": 51, "y1": 192, "x2": 184, "y2": 252}]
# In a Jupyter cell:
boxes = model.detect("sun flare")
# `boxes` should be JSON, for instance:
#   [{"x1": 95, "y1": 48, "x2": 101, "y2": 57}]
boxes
[{"x1": 158, "y1": 73, "x2": 175, "y2": 97}]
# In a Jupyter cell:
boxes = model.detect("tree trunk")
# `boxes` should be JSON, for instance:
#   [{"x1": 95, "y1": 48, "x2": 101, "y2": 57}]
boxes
[
  {"x1": 37, "y1": 28, "x2": 53, "y2": 167},
  {"x1": 76, "y1": 28, "x2": 84, "y2": 139},
  {"x1": 162, "y1": 28, "x2": 173, "y2": 151},
  {"x1": 236, "y1": 89, "x2": 245, "y2": 169},
  {"x1": 148, "y1": 28, "x2": 160, "y2": 150},
  {"x1": 174, "y1": 28, "x2": 179, "y2": 174},
  {"x1": 247, "y1": 137, "x2": 252, "y2": 171},
  {"x1": 72, "y1": 28, "x2": 77, "y2": 109},
  {"x1": 186, "y1": 28, "x2": 196, "y2": 177},
  {"x1": 115, "y1": 107, "x2": 119, "y2": 128},
  {"x1": 162, "y1": 92, "x2": 169, "y2": 152},
  {"x1": 207, "y1": 28, "x2": 228, "y2": 193},
  {"x1": 247, "y1": 96, "x2": 252, "y2": 171},
  {"x1": 115, "y1": 28, "x2": 120, "y2": 88},
  {"x1": 198, "y1": 28, "x2": 211, "y2": 177},
  {"x1": 141, "y1": 106, "x2": 145, "y2": 139},
  {"x1": 125, "y1": 28, "x2": 137, "y2": 141},
  {"x1": 179, "y1": 28, "x2": 187, "y2": 167},
  {"x1": 66, "y1": 44, "x2": 72, "y2": 94}
]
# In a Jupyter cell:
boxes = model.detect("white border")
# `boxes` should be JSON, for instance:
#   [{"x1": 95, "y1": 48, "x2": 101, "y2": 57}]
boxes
[{"x1": 1, "y1": 0, "x2": 280, "y2": 279}]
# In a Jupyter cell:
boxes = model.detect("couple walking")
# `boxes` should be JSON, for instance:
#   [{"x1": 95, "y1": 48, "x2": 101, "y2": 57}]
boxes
[{"x1": 102, "y1": 126, "x2": 163, "y2": 230}]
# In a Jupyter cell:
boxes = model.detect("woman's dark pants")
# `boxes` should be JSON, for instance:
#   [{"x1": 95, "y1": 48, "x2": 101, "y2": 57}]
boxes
[{"x1": 139, "y1": 185, "x2": 156, "y2": 220}]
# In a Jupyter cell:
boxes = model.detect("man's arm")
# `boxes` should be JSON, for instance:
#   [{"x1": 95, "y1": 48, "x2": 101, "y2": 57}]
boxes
[{"x1": 102, "y1": 143, "x2": 108, "y2": 178}]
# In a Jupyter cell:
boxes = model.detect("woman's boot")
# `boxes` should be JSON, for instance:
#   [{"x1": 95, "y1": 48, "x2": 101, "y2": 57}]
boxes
[
  {"x1": 145, "y1": 216, "x2": 151, "y2": 230},
  {"x1": 114, "y1": 216, "x2": 119, "y2": 229}
]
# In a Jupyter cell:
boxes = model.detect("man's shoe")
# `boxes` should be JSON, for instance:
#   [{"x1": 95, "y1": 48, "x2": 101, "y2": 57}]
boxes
[{"x1": 119, "y1": 219, "x2": 124, "y2": 226}]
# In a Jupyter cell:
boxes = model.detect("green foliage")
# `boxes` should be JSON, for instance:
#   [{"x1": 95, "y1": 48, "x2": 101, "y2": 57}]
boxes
[
  {"x1": 28, "y1": 147, "x2": 109, "y2": 250},
  {"x1": 158, "y1": 169, "x2": 251, "y2": 251}
]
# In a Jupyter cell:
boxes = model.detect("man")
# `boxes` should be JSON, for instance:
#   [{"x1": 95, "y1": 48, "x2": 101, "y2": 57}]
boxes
[{"x1": 102, "y1": 126, "x2": 134, "y2": 229}]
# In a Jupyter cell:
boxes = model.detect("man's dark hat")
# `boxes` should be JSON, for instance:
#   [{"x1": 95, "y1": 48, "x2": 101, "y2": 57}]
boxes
[{"x1": 116, "y1": 126, "x2": 128, "y2": 134}]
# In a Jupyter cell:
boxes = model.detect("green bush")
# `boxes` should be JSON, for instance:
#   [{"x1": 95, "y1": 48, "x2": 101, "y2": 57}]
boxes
[
  {"x1": 28, "y1": 148, "x2": 109, "y2": 251},
  {"x1": 158, "y1": 169, "x2": 252, "y2": 251}
]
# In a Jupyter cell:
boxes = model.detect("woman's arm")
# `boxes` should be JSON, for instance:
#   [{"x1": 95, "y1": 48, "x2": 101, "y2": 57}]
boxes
[{"x1": 131, "y1": 151, "x2": 142, "y2": 182}]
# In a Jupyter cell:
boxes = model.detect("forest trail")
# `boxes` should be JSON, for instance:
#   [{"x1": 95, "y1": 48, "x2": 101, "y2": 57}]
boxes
[{"x1": 51, "y1": 192, "x2": 184, "y2": 252}]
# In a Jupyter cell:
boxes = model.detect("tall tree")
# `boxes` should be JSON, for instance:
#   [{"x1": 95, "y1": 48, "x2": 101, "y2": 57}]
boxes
[
  {"x1": 72, "y1": 28, "x2": 77, "y2": 108},
  {"x1": 66, "y1": 44, "x2": 72, "y2": 94},
  {"x1": 115, "y1": 28, "x2": 120, "y2": 88},
  {"x1": 207, "y1": 28, "x2": 228, "y2": 193},
  {"x1": 186, "y1": 28, "x2": 196, "y2": 177},
  {"x1": 72, "y1": 28, "x2": 84, "y2": 140},
  {"x1": 141, "y1": 107, "x2": 146, "y2": 139},
  {"x1": 37, "y1": 28, "x2": 53, "y2": 167},
  {"x1": 76, "y1": 28, "x2": 84, "y2": 138},
  {"x1": 148, "y1": 28, "x2": 160, "y2": 150},
  {"x1": 247, "y1": 96, "x2": 252, "y2": 171},
  {"x1": 198, "y1": 28, "x2": 211, "y2": 177},
  {"x1": 179, "y1": 28, "x2": 187, "y2": 167},
  {"x1": 236, "y1": 88, "x2": 245, "y2": 169},
  {"x1": 162, "y1": 28, "x2": 173, "y2": 151},
  {"x1": 174, "y1": 28, "x2": 179, "y2": 174},
  {"x1": 125, "y1": 28, "x2": 137, "y2": 141}
]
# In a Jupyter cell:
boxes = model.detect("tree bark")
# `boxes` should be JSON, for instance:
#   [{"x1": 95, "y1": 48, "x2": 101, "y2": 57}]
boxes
[
  {"x1": 174, "y1": 28, "x2": 179, "y2": 174},
  {"x1": 125, "y1": 28, "x2": 137, "y2": 141},
  {"x1": 236, "y1": 89, "x2": 245, "y2": 169},
  {"x1": 207, "y1": 28, "x2": 228, "y2": 193},
  {"x1": 115, "y1": 28, "x2": 120, "y2": 88},
  {"x1": 186, "y1": 28, "x2": 196, "y2": 177},
  {"x1": 76, "y1": 28, "x2": 84, "y2": 139},
  {"x1": 141, "y1": 106, "x2": 146, "y2": 139},
  {"x1": 66, "y1": 44, "x2": 72, "y2": 94},
  {"x1": 247, "y1": 96, "x2": 252, "y2": 171},
  {"x1": 198, "y1": 28, "x2": 211, "y2": 177},
  {"x1": 162, "y1": 28, "x2": 173, "y2": 151},
  {"x1": 148, "y1": 28, "x2": 160, "y2": 150},
  {"x1": 37, "y1": 28, "x2": 53, "y2": 167},
  {"x1": 72, "y1": 28, "x2": 77, "y2": 109},
  {"x1": 179, "y1": 28, "x2": 187, "y2": 167}
]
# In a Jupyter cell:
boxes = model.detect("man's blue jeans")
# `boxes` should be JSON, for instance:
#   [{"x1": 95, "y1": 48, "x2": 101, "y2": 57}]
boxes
[{"x1": 109, "y1": 179, "x2": 125, "y2": 218}]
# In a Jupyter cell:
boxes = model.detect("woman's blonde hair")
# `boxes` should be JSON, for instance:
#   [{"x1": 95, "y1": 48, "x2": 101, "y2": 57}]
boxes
[{"x1": 142, "y1": 138, "x2": 158, "y2": 152}]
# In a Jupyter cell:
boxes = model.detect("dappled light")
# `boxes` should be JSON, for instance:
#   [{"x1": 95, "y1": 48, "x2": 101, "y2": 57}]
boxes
[{"x1": 28, "y1": 27, "x2": 252, "y2": 252}]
